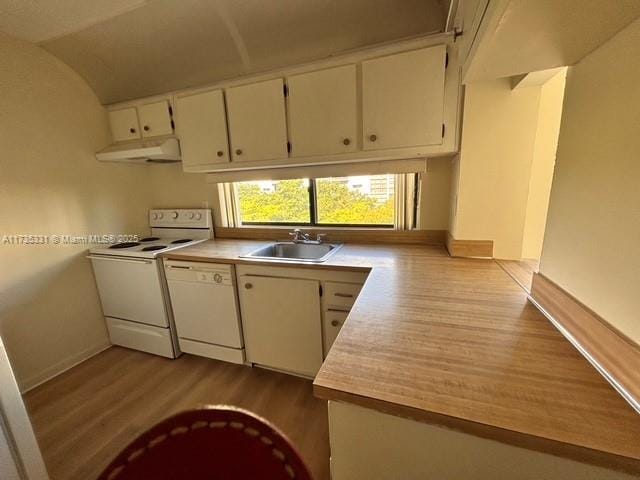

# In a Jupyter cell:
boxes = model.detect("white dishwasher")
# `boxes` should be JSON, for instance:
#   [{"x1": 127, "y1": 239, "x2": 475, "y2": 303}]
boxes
[{"x1": 164, "y1": 260, "x2": 245, "y2": 364}]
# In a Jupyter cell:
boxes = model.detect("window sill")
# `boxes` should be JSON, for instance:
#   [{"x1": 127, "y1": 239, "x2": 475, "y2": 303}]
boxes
[{"x1": 214, "y1": 226, "x2": 447, "y2": 246}]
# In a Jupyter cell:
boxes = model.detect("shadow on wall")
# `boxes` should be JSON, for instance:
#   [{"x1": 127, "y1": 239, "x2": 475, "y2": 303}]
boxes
[
  {"x1": 0, "y1": 31, "x2": 154, "y2": 390},
  {"x1": 149, "y1": 164, "x2": 214, "y2": 210},
  {"x1": 0, "y1": 249, "x2": 110, "y2": 391}
]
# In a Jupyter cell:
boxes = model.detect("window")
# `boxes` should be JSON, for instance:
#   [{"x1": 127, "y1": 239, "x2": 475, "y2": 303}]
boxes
[
  {"x1": 315, "y1": 176, "x2": 394, "y2": 225},
  {"x1": 236, "y1": 179, "x2": 311, "y2": 224},
  {"x1": 223, "y1": 173, "x2": 419, "y2": 229}
]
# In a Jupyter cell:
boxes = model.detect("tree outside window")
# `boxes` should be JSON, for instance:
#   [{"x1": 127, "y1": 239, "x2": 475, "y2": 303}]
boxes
[{"x1": 235, "y1": 175, "x2": 395, "y2": 226}]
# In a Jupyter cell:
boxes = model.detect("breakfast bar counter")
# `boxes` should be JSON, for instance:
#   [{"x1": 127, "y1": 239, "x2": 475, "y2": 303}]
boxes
[{"x1": 163, "y1": 239, "x2": 640, "y2": 474}]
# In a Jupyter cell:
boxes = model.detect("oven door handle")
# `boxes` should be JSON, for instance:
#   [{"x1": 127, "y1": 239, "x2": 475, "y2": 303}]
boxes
[{"x1": 86, "y1": 255, "x2": 153, "y2": 265}]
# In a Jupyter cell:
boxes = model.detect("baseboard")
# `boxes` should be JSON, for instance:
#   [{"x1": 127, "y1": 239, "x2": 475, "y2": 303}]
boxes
[
  {"x1": 530, "y1": 273, "x2": 640, "y2": 413},
  {"x1": 446, "y1": 232, "x2": 494, "y2": 257},
  {"x1": 20, "y1": 341, "x2": 112, "y2": 393},
  {"x1": 215, "y1": 227, "x2": 447, "y2": 246}
]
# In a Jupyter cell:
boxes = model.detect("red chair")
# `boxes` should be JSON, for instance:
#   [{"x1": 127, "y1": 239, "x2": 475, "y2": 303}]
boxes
[{"x1": 98, "y1": 406, "x2": 313, "y2": 480}]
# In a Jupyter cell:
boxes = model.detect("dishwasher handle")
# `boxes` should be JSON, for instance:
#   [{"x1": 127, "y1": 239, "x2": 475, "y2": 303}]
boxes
[{"x1": 166, "y1": 264, "x2": 192, "y2": 270}]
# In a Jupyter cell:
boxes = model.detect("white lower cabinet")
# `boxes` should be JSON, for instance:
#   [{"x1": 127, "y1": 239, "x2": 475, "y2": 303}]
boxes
[
  {"x1": 167, "y1": 261, "x2": 368, "y2": 376},
  {"x1": 323, "y1": 309, "x2": 348, "y2": 354},
  {"x1": 235, "y1": 265, "x2": 367, "y2": 377},
  {"x1": 322, "y1": 281, "x2": 364, "y2": 358},
  {"x1": 238, "y1": 274, "x2": 323, "y2": 377}
]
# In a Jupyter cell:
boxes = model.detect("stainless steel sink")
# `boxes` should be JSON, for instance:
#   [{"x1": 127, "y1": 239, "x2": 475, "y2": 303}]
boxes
[{"x1": 240, "y1": 242, "x2": 342, "y2": 263}]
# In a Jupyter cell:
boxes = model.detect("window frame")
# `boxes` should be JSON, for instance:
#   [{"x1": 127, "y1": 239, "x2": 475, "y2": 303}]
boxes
[{"x1": 238, "y1": 177, "x2": 397, "y2": 228}]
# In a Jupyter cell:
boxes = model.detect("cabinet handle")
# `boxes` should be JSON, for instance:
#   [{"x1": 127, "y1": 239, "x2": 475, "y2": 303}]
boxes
[
  {"x1": 331, "y1": 320, "x2": 341, "y2": 327},
  {"x1": 129, "y1": 128, "x2": 136, "y2": 134},
  {"x1": 343, "y1": 138, "x2": 351, "y2": 146},
  {"x1": 368, "y1": 134, "x2": 377, "y2": 142},
  {"x1": 235, "y1": 149, "x2": 243, "y2": 155},
  {"x1": 143, "y1": 125, "x2": 150, "y2": 131},
  {"x1": 334, "y1": 293, "x2": 354, "y2": 298},
  {"x1": 217, "y1": 150, "x2": 224, "y2": 157},
  {"x1": 244, "y1": 283, "x2": 253, "y2": 289}
]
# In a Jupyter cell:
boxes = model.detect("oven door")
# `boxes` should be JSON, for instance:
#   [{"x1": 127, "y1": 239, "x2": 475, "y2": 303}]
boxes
[{"x1": 89, "y1": 255, "x2": 169, "y2": 327}]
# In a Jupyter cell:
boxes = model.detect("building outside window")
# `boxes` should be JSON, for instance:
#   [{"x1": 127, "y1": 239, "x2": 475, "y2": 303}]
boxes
[{"x1": 218, "y1": 173, "x2": 418, "y2": 229}]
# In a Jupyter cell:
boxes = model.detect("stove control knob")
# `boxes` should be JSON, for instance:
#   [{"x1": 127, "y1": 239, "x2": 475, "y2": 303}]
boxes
[
  {"x1": 157, "y1": 212, "x2": 164, "y2": 219},
  {"x1": 195, "y1": 213, "x2": 202, "y2": 220},
  {"x1": 188, "y1": 212, "x2": 195, "y2": 219},
  {"x1": 213, "y1": 274, "x2": 223, "y2": 284},
  {"x1": 152, "y1": 213, "x2": 158, "y2": 220},
  {"x1": 171, "y1": 211, "x2": 179, "y2": 219}
]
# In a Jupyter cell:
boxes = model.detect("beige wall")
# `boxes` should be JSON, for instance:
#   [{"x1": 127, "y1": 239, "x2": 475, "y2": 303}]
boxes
[
  {"x1": 453, "y1": 78, "x2": 542, "y2": 258},
  {"x1": 329, "y1": 401, "x2": 634, "y2": 480},
  {"x1": 521, "y1": 70, "x2": 566, "y2": 259},
  {"x1": 0, "y1": 33, "x2": 153, "y2": 390},
  {"x1": 448, "y1": 154, "x2": 461, "y2": 236},
  {"x1": 148, "y1": 164, "x2": 212, "y2": 210},
  {"x1": 159, "y1": 160, "x2": 453, "y2": 231},
  {"x1": 451, "y1": 71, "x2": 566, "y2": 260},
  {"x1": 419, "y1": 157, "x2": 452, "y2": 230},
  {"x1": 539, "y1": 18, "x2": 640, "y2": 344}
]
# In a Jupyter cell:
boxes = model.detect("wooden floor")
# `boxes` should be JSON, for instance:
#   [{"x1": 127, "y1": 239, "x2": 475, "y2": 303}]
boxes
[
  {"x1": 23, "y1": 347, "x2": 329, "y2": 480},
  {"x1": 495, "y1": 258, "x2": 539, "y2": 292}
]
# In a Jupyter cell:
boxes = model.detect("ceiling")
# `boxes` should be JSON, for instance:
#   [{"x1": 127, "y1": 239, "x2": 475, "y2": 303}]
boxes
[
  {"x1": 462, "y1": 0, "x2": 640, "y2": 83},
  {"x1": 0, "y1": 0, "x2": 450, "y2": 104}
]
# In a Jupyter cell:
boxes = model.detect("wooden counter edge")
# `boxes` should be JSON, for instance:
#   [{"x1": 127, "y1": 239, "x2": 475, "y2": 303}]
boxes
[{"x1": 312, "y1": 383, "x2": 640, "y2": 475}]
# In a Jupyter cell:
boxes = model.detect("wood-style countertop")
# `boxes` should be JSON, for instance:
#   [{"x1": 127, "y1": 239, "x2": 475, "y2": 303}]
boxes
[{"x1": 163, "y1": 239, "x2": 640, "y2": 473}]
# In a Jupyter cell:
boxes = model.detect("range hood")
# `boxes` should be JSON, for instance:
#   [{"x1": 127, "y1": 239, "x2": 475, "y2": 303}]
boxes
[{"x1": 96, "y1": 137, "x2": 181, "y2": 163}]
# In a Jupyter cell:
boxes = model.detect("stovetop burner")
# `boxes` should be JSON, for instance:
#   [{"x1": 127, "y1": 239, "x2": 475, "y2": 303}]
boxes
[
  {"x1": 139, "y1": 237, "x2": 160, "y2": 242},
  {"x1": 141, "y1": 245, "x2": 167, "y2": 252},
  {"x1": 171, "y1": 239, "x2": 193, "y2": 244},
  {"x1": 109, "y1": 242, "x2": 141, "y2": 249}
]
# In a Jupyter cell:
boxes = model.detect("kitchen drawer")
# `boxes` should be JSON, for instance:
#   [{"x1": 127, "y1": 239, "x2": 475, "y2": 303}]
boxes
[
  {"x1": 323, "y1": 309, "x2": 349, "y2": 356},
  {"x1": 106, "y1": 317, "x2": 176, "y2": 358},
  {"x1": 324, "y1": 282, "x2": 363, "y2": 309}
]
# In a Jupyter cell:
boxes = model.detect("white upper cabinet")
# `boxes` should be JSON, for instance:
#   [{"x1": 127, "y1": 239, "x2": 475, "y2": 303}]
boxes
[
  {"x1": 108, "y1": 107, "x2": 140, "y2": 142},
  {"x1": 287, "y1": 65, "x2": 358, "y2": 157},
  {"x1": 362, "y1": 45, "x2": 447, "y2": 150},
  {"x1": 176, "y1": 89, "x2": 230, "y2": 170},
  {"x1": 103, "y1": 41, "x2": 460, "y2": 170},
  {"x1": 225, "y1": 78, "x2": 289, "y2": 163},
  {"x1": 138, "y1": 100, "x2": 174, "y2": 138}
]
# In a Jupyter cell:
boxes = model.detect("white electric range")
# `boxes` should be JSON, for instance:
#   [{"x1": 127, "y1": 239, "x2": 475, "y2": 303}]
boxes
[{"x1": 88, "y1": 209, "x2": 213, "y2": 358}]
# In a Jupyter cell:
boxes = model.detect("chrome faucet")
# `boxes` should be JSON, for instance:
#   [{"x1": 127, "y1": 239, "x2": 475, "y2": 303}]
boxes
[
  {"x1": 289, "y1": 228, "x2": 309, "y2": 243},
  {"x1": 289, "y1": 229, "x2": 327, "y2": 244}
]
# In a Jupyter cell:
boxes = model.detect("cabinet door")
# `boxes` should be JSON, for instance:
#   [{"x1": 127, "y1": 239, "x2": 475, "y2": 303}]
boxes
[
  {"x1": 138, "y1": 100, "x2": 174, "y2": 138},
  {"x1": 323, "y1": 309, "x2": 348, "y2": 357},
  {"x1": 287, "y1": 65, "x2": 357, "y2": 157},
  {"x1": 108, "y1": 107, "x2": 140, "y2": 142},
  {"x1": 225, "y1": 79, "x2": 288, "y2": 162},
  {"x1": 238, "y1": 275, "x2": 323, "y2": 376},
  {"x1": 362, "y1": 45, "x2": 447, "y2": 150},
  {"x1": 176, "y1": 90, "x2": 230, "y2": 169}
]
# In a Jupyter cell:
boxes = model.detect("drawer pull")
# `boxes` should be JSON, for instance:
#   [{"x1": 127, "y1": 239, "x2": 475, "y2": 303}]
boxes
[
  {"x1": 331, "y1": 320, "x2": 341, "y2": 327},
  {"x1": 327, "y1": 308, "x2": 349, "y2": 313},
  {"x1": 334, "y1": 293, "x2": 354, "y2": 298},
  {"x1": 244, "y1": 283, "x2": 253, "y2": 289}
]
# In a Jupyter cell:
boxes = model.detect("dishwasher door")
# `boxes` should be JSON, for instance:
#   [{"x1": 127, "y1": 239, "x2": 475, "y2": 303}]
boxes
[{"x1": 165, "y1": 261, "x2": 243, "y2": 348}]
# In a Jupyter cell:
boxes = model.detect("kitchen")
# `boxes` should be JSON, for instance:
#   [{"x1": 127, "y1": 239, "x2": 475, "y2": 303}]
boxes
[{"x1": 1, "y1": 1, "x2": 640, "y2": 479}]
